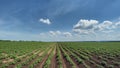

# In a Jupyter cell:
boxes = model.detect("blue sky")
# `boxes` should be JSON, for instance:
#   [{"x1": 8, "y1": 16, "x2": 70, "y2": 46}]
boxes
[{"x1": 0, "y1": 0, "x2": 120, "y2": 41}]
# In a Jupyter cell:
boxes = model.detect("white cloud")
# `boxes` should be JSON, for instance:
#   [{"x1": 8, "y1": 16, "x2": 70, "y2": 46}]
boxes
[
  {"x1": 39, "y1": 31, "x2": 73, "y2": 41},
  {"x1": 95, "y1": 21, "x2": 113, "y2": 31},
  {"x1": 39, "y1": 18, "x2": 51, "y2": 25},
  {"x1": 56, "y1": 31, "x2": 61, "y2": 34},
  {"x1": 63, "y1": 32, "x2": 72, "y2": 37},
  {"x1": 73, "y1": 19, "x2": 120, "y2": 35},
  {"x1": 73, "y1": 29, "x2": 94, "y2": 35},
  {"x1": 49, "y1": 31, "x2": 61, "y2": 36},
  {"x1": 49, "y1": 31, "x2": 72, "y2": 37},
  {"x1": 101, "y1": 30, "x2": 113, "y2": 33},
  {"x1": 1, "y1": 18, "x2": 120, "y2": 41},
  {"x1": 102, "y1": 21, "x2": 113, "y2": 29},
  {"x1": 73, "y1": 19, "x2": 98, "y2": 35},
  {"x1": 115, "y1": 22, "x2": 120, "y2": 27},
  {"x1": 73, "y1": 19, "x2": 98, "y2": 29},
  {"x1": 25, "y1": 18, "x2": 120, "y2": 41},
  {"x1": 49, "y1": 31, "x2": 56, "y2": 36}
]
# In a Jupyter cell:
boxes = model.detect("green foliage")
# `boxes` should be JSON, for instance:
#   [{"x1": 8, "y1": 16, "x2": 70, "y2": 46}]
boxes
[
  {"x1": 58, "y1": 42, "x2": 120, "y2": 68},
  {"x1": 100, "y1": 61, "x2": 107, "y2": 66},
  {"x1": 0, "y1": 41, "x2": 120, "y2": 68},
  {"x1": 0, "y1": 41, "x2": 53, "y2": 67}
]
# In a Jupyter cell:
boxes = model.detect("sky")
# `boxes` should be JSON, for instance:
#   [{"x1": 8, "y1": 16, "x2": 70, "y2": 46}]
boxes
[{"x1": 0, "y1": 0, "x2": 120, "y2": 41}]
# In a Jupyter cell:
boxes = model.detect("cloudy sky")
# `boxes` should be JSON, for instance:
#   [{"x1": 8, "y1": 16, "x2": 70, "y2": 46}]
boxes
[{"x1": 0, "y1": 0, "x2": 120, "y2": 41}]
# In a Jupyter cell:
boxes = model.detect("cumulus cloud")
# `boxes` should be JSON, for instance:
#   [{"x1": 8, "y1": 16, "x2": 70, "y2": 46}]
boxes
[
  {"x1": 73, "y1": 19, "x2": 98, "y2": 29},
  {"x1": 115, "y1": 22, "x2": 120, "y2": 27},
  {"x1": 49, "y1": 31, "x2": 61, "y2": 36},
  {"x1": 49, "y1": 30, "x2": 72, "y2": 37},
  {"x1": 39, "y1": 18, "x2": 120, "y2": 41},
  {"x1": 73, "y1": 29, "x2": 94, "y2": 35},
  {"x1": 63, "y1": 32, "x2": 72, "y2": 37},
  {"x1": 73, "y1": 19, "x2": 99, "y2": 35},
  {"x1": 39, "y1": 18, "x2": 51, "y2": 25},
  {"x1": 73, "y1": 19, "x2": 120, "y2": 35},
  {"x1": 94, "y1": 21, "x2": 113, "y2": 31}
]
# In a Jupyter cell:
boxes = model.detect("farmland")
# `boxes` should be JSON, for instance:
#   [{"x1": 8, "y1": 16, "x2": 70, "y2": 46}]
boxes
[{"x1": 0, "y1": 41, "x2": 120, "y2": 68}]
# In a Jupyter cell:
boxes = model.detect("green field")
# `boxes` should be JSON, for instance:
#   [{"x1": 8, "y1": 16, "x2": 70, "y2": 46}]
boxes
[{"x1": 0, "y1": 41, "x2": 120, "y2": 68}]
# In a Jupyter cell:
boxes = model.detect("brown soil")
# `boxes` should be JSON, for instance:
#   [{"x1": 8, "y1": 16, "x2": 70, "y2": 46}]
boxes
[
  {"x1": 21, "y1": 48, "x2": 50, "y2": 68},
  {"x1": 22, "y1": 50, "x2": 44, "y2": 68},
  {"x1": 84, "y1": 60, "x2": 97, "y2": 68},
  {"x1": 4, "y1": 44, "x2": 120, "y2": 68},
  {"x1": 17, "y1": 49, "x2": 38, "y2": 59},
  {"x1": 70, "y1": 55, "x2": 86, "y2": 68},
  {"x1": 7, "y1": 49, "x2": 40, "y2": 68},
  {"x1": 2, "y1": 59, "x2": 14, "y2": 64},
  {"x1": 1, "y1": 53, "x2": 8, "y2": 57},
  {"x1": 35, "y1": 48, "x2": 53, "y2": 68},
  {"x1": 50, "y1": 47, "x2": 57, "y2": 68},
  {"x1": 58, "y1": 47, "x2": 67, "y2": 68},
  {"x1": 59, "y1": 46, "x2": 73, "y2": 68},
  {"x1": 68, "y1": 48, "x2": 99, "y2": 68}
]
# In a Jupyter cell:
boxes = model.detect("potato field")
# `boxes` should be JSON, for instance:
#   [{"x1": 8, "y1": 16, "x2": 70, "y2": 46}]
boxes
[{"x1": 0, "y1": 41, "x2": 120, "y2": 68}]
